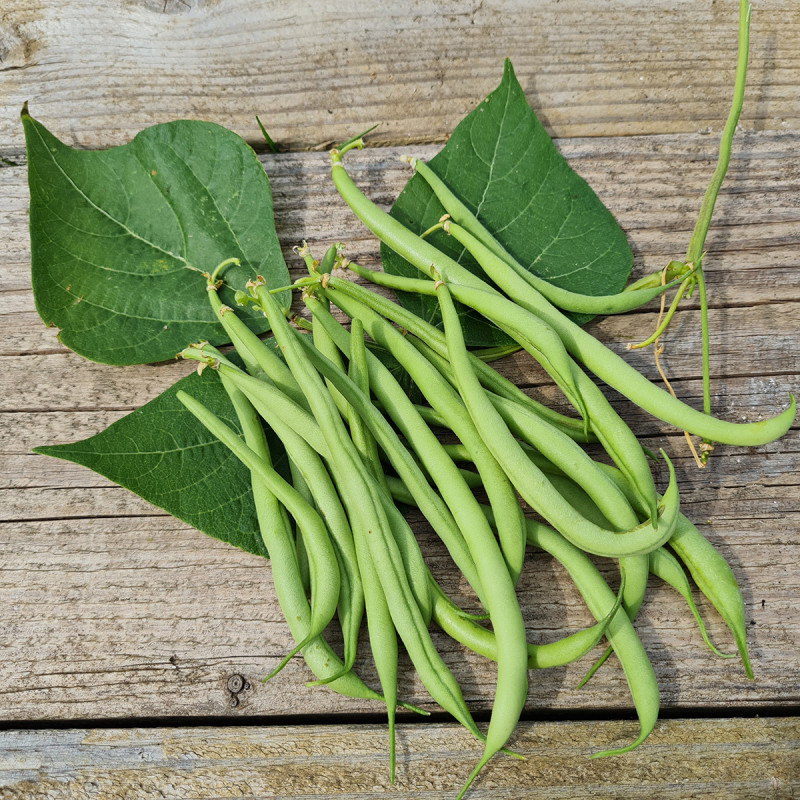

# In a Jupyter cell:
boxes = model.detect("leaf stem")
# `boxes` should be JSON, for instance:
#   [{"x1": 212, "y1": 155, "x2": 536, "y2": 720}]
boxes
[
  {"x1": 685, "y1": 0, "x2": 751, "y2": 458},
  {"x1": 255, "y1": 116, "x2": 278, "y2": 153},
  {"x1": 626, "y1": 274, "x2": 694, "y2": 351},
  {"x1": 209, "y1": 257, "x2": 241, "y2": 284}
]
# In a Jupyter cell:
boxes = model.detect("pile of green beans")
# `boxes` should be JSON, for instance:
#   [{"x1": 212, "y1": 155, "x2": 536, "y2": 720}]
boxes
[{"x1": 169, "y1": 140, "x2": 793, "y2": 796}]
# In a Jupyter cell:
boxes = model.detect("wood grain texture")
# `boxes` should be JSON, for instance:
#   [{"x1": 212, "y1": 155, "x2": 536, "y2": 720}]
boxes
[
  {"x1": 2, "y1": 0, "x2": 800, "y2": 153},
  {"x1": 1, "y1": 122, "x2": 798, "y2": 723},
  {"x1": 0, "y1": 489, "x2": 798, "y2": 722},
  {"x1": 3, "y1": 133, "x2": 800, "y2": 323},
  {"x1": 2, "y1": 2, "x2": 799, "y2": 796},
  {"x1": 0, "y1": 719, "x2": 798, "y2": 799}
]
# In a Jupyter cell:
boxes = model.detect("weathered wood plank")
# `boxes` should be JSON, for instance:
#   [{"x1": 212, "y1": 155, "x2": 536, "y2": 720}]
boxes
[
  {"x1": 0, "y1": 719, "x2": 798, "y2": 798},
  {"x1": 2, "y1": 0, "x2": 800, "y2": 153},
  {"x1": 2, "y1": 298, "x2": 797, "y2": 409},
  {"x1": 6, "y1": 429, "x2": 798, "y2": 520},
  {"x1": 0, "y1": 493, "x2": 797, "y2": 722},
  {"x1": 3, "y1": 135, "x2": 799, "y2": 303},
  {"x1": 2, "y1": 118, "x2": 797, "y2": 723}
]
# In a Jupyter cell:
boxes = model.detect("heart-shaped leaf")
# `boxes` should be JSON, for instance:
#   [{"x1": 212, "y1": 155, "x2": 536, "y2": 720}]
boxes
[
  {"x1": 24, "y1": 111, "x2": 290, "y2": 365},
  {"x1": 381, "y1": 59, "x2": 633, "y2": 345},
  {"x1": 34, "y1": 365, "x2": 288, "y2": 559}
]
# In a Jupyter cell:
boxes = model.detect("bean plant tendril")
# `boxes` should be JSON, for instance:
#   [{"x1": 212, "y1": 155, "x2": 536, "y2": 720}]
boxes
[{"x1": 26, "y1": 3, "x2": 794, "y2": 797}]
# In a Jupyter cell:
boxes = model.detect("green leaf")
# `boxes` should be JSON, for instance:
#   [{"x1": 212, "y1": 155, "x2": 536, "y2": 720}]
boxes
[
  {"x1": 381, "y1": 59, "x2": 633, "y2": 345},
  {"x1": 23, "y1": 111, "x2": 290, "y2": 365},
  {"x1": 34, "y1": 364, "x2": 288, "y2": 559}
]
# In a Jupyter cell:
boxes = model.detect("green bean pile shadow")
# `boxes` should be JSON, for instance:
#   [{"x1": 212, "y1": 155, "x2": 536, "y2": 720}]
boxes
[{"x1": 24, "y1": 3, "x2": 795, "y2": 797}]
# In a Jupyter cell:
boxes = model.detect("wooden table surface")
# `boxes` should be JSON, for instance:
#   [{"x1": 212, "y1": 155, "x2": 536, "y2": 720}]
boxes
[{"x1": 1, "y1": 1, "x2": 798, "y2": 797}]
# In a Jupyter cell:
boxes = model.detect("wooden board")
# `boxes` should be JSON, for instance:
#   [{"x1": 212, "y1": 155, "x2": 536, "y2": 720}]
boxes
[
  {"x1": 0, "y1": 718, "x2": 798, "y2": 798},
  {"x1": 2, "y1": 1, "x2": 800, "y2": 153},
  {"x1": 1, "y1": 133, "x2": 798, "y2": 724},
  {"x1": 1, "y1": 0, "x2": 799, "y2": 795}
]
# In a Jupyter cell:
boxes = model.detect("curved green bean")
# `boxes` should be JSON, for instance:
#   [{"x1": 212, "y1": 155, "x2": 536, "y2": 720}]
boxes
[
  {"x1": 331, "y1": 149, "x2": 795, "y2": 447},
  {"x1": 426, "y1": 543, "x2": 625, "y2": 669},
  {"x1": 445, "y1": 220, "x2": 797, "y2": 446},
  {"x1": 189, "y1": 343, "x2": 434, "y2": 629},
  {"x1": 175, "y1": 389, "x2": 341, "y2": 680},
  {"x1": 437, "y1": 282, "x2": 680, "y2": 559},
  {"x1": 215, "y1": 374, "x2": 376, "y2": 698},
  {"x1": 408, "y1": 158, "x2": 683, "y2": 315},
  {"x1": 649, "y1": 547, "x2": 733, "y2": 659},
  {"x1": 669, "y1": 517, "x2": 753, "y2": 678}
]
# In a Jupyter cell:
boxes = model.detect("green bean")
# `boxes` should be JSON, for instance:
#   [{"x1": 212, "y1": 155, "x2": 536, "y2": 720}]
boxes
[
  {"x1": 425, "y1": 535, "x2": 625, "y2": 669},
  {"x1": 355, "y1": 515, "x2": 401, "y2": 781},
  {"x1": 669, "y1": 517, "x2": 753, "y2": 678},
  {"x1": 175, "y1": 389, "x2": 341, "y2": 680},
  {"x1": 444, "y1": 220, "x2": 797, "y2": 446},
  {"x1": 344, "y1": 262, "x2": 591, "y2": 431},
  {"x1": 435, "y1": 280, "x2": 651, "y2": 635},
  {"x1": 288, "y1": 459, "x2": 312, "y2": 595},
  {"x1": 347, "y1": 317, "x2": 391, "y2": 496},
  {"x1": 649, "y1": 548, "x2": 733, "y2": 659},
  {"x1": 223, "y1": 366, "x2": 378, "y2": 720},
  {"x1": 350, "y1": 330, "x2": 440, "y2": 628},
  {"x1": 544, "y1": 471, "x2": 735, "y2": 678},
  {"x1": 437, "y1": 439, "x2": 648, "y2": 631},
  {"x1": 316, "y1": 283, "x2": 527, "y2": 583},
  {"x1": 437, "y1": 281, "x2": 679, "y2": 559},
  {"x1": 379, "y1": 492, "x2": 433, "y2": 627},
  {"x1": 344, "y1": 320, "x2": 433, "y2": 625},
  {"x1": 309, "y1": 248, "x2": 352, "y2": 418},
  {"x1": 408, "y1": 158, "x2": 683, "y2": 315},
  {"x1": 180, "y1": 345, "x2": 326, "y2": 456},
  {"x1": 280, "y1": 441, "x2": 364, "y2": 682},
  {"x1": 344, "y1": 316, "x2": 404, "y2": 780},
  {"x1": 407, "y1": 401, "x2": 450, "y2": 430},
  {"x1": 210, "y1": 389, "x2": 380, "y2": 702},
  {"x1": 524, "y1": 516, "x2": 660, "y2": 758},
  {"x1": 316, "y1": 310, "x2": 435, "y2": 628},
  {"x1": 465, "y1": 496, "x2": 660, "y2": 759},
  {"x1": 439, "y1": 278, "x2": 657, "y2": 779},
  {"x1": 251, "y1": 278, "x2": 487, "y2": 750},
  {"x1": 339, "y1": 266, "x2": 593, "y2": 443},
  {"x1": 188, "y1": 342, "x2": 433, "y2": 629},
  {"x1": 472, "y1": 342, "x2": 523, "y2": 362}
]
